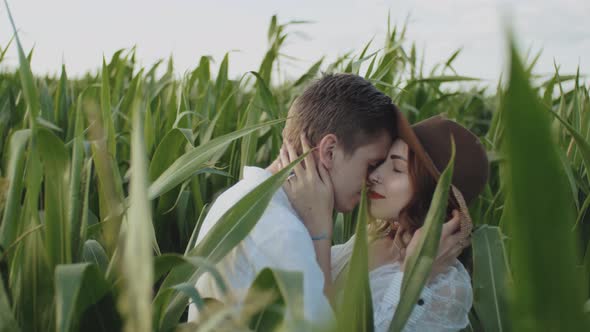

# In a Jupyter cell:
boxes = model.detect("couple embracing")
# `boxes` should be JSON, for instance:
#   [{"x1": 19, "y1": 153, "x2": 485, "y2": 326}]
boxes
[{"x1": 188, "y1": 74, "x2": 488, "y2": 331}]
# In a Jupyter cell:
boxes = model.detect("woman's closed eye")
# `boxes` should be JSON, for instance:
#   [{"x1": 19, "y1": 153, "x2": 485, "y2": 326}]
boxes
[{"x1": 392, "y1": 161, "x2": 407, "y2": 173}]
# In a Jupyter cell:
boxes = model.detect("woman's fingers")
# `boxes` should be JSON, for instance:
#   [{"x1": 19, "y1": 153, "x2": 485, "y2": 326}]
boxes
[
  {"x1": 300, "y1": 134, "x2": 317, "y2": 180},
  {"x1": 442, "y1": 210, "x2": 461, "y2": 237},
  {"x1": 318, "y1": 164, "x2": 333, "y2": 191},
  {"x1": 285, "y1": 141, "x2": 305, "y2": 178},
  {"x1": 281, "y1": 147, "x2": 295, "y2": 182},
  {"x1": 461, "y1": 234, "x2": 472, "y2": 249},
  {"x1": 282, "y1": 178, "x2": 292, "y2": 194},
  {"x1": 438, "y1": 232, "x2": 465, "y2": 260},
  {"x1": 451, "y1": 241, "x2": 464, "y2": 257},
  {"x1": 402, "y1": 230, "x2": 412, "y2": 247},
  {"x1": 280, "y1": 146, "x2": 290, "y2": 170},
  {"x1": 280, "y1": 146, "x2": 293, "y2": 189}
]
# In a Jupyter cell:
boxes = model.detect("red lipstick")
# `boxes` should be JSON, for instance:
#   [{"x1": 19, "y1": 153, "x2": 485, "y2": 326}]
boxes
[{"x1": 368, "y1": 191, "x2": 385, "y2": 199}]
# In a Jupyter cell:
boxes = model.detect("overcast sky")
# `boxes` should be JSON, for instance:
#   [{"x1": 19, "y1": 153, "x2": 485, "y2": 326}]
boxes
[{"x1": 1, "y1": 0, "x2": 588, "y2": 84}]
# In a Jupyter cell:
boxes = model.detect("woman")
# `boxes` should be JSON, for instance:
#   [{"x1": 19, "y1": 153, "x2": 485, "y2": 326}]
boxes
[{"x1": 279, "y1": 114, "x2": 489, "y2": 331}]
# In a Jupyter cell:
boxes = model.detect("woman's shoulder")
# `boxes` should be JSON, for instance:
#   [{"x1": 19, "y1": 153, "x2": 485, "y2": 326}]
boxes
[
  {"x1": 423, "y1": 259, "x2": 473, "y2": 312},
  {"x1": 430, "y1": 259, "x2": 471, "y2": 287},
  {"x1": 375, "y1": 259, "x2": 471, "y2": 304}
]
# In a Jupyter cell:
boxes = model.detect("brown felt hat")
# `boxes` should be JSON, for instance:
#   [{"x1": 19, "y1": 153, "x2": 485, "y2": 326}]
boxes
[{"x1": 390, "y1": 106, "x2": 490, "y2": 238}]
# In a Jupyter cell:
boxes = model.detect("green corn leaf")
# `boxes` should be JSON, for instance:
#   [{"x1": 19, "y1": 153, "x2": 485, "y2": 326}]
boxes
[
  {"x1": 148, "y1": 119, "x2": 284, "y2": 200},
  {"x1": 242, "y1": 268, "x2": 305, "y2": 331},
  {"x1": 337, "y1": 185, "x2": 373, "y2": 332},
  {"x1": 500, "y1": 33, "x2": 589, "y2": 331},
  {"x1": 38, "y1": 128, "x2": 72, "y2": 268},
  {"x1": 0, "y1": 273, "x2": 19, "y2": 332},
  {"x1": 118, "y1": 90, "x2": 154, "y2": 332},
  {"x1": 0, "y1": 130, "x2": 30, "y2": 249},
  {"x1": 54, "y1": 263, "x2": 110, "y2": 332},
  {"x1": 472, "y1": 225, "x2": 512, "y2": 332}
]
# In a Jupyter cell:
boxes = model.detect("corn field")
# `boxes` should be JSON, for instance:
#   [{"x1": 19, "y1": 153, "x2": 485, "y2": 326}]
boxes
[{"x1": 0, "y1": 7, "x2": 589, "y2": 332}]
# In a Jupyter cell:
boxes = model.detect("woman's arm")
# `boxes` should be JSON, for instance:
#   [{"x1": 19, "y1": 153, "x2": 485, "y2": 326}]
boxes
[
  {"x1": 374, "y1": 261, "x2": 472, "y2": 332},
  {"x1": 278, "y1": 136, "x2": 336, "y2": 299},
  {"x1": 311, "y1": 232, "x2": 335, "y2": 299}
]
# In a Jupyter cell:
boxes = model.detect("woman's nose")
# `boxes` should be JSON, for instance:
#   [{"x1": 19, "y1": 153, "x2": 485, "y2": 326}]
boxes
[{"x1": 368, "y1": 170, "x2": 381, "y2": 185}]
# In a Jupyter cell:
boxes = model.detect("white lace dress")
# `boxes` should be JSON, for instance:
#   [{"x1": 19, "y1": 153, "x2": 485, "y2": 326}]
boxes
[{"x1": 331, "y1": 235, "x2": 473, "y2": 332}]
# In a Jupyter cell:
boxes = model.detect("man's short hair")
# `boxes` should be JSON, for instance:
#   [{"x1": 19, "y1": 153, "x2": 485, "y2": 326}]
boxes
[{"x1": 284, "y1": 73, "x2": 396, "y2": 154}]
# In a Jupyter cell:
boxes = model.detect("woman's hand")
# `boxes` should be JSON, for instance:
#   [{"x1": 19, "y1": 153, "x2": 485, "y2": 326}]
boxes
[
  {"x1": 278, "y1": 135, "x2": 336, "y2": 299},
  {"x1": 278, "y1": 134, "x2": 335, "y2": 238},
  {"x1": 400, "y1": 210, "x2": 469, "y2": 280}
]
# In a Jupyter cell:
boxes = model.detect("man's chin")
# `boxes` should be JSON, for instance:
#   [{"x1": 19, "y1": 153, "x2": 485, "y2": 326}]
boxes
[
  {"x1": 334, "y1": 202, "x2": 350, "y2": 213},
  {"x1": 335, "y1": 199, "x2": 359, "y2": 213},
  {"x1": 336, "y1": 206, "x2": 353, "y2": 213}
]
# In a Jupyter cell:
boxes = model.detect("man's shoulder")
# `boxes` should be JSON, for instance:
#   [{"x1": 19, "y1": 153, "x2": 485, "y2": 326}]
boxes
[
  {"x1": 195, "y1": 177, "x2": 260, "y2": 243},
  {"x1": 197, "y1": 168, "x2": 307, "y2": 243},
  {"x1": 211, "y1": 166, "x2": 273, "y2": 205},
  {"x1": 253, "y1": 198, "x2": 308, "y2": 238}
]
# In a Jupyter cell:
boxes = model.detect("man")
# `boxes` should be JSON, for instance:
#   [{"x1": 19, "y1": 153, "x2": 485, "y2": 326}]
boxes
[{"x1": 188, "y1": 74, "x2": 395, "y2": 326}]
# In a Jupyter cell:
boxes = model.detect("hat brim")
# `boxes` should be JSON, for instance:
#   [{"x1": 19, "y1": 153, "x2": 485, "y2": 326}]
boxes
[{"x1": 391, "y1": 106, "x2": 473, "y2": 240}]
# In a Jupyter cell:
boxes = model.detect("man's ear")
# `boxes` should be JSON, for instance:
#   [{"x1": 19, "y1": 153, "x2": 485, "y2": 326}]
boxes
[{"x1": 317, "y1": 134, "x2": 338, "y2": 169}]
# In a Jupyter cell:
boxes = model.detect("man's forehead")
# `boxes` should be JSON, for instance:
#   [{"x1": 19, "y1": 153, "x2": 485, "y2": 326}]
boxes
[{"x1": 356, "y1": 136, "x2": 392, "y2": 160}]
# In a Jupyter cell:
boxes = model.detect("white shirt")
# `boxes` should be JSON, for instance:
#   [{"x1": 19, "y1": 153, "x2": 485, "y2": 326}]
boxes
[
  {"x1": 187, "y1": 166, "x2": 333, "y2": 326},
  {"x1": 331, "y1": 235, "x2": 472, "y2": 332}
]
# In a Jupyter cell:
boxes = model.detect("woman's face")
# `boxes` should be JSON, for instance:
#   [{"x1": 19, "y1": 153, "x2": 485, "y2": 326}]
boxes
[{"x1": 367, "y1": 139, "x2": 413, "y2": 221}]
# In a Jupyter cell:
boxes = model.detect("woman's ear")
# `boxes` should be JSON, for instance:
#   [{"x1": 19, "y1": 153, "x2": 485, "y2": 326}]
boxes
[{"x1": 317, "y1": 134, "x2": 338, "y2": 169}]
